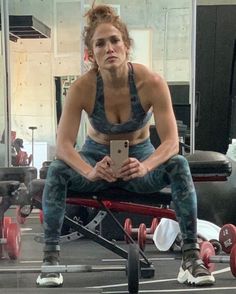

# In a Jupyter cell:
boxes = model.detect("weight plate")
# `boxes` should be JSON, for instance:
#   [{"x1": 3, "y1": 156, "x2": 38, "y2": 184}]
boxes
[
  {"x1": 200, "y1": 241, "x2": 216, "y2": 272},
  {"x1": 16, "y1": 206, "x2": 26, "y2": 224},
  {"x1": 230, "y1": 243, "x2": 236, "y2": 277},
  {"x1": 209, "y1": 239, "x2": 222, "y2": 255},
  {"x1": 138, "y1": 223, "x2": 146, "y2": 251},
  {"x1": 150, "y1": 218, "x2": 159, "y2": 234},
  {"x1": 124, "y1": 218, "x2": 132, "y2": 244},
  {"x1": 39, "y1": 209, "x2": 43, "y2": 224},
  {"x1": 3, "y1": 216, "x2": 12, "y2": 238},
  {"x1": 219, "y1": 224, "x2": 236, "y2": 254},
  {"x1": 6, "y1": 223, "x2": 21, "y2": 260}
]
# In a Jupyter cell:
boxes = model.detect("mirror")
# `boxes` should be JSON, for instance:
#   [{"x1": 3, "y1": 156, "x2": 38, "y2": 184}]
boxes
[{"x1": 2, "y1": 0, "x2": 194, "y2": 170}]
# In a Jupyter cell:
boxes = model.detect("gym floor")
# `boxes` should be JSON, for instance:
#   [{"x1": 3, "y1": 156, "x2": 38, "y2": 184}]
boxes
[{"x1": 1, "y1": 208, "x2": 236, "y2": 294}]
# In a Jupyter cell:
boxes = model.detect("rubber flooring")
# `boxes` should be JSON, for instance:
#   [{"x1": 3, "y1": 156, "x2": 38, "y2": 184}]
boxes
[{"x1": 0, "y1": 208, "x2": 236, "y2": 293}]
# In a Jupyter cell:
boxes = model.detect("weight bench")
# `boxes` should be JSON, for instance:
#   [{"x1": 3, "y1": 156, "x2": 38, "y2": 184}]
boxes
[{"x1": 21, "y1": 149, "x2": 231, "y2": 293}]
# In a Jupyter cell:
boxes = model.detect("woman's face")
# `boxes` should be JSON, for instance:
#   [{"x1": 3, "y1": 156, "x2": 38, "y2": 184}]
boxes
[{"x1": 91, "y1": 23, "x2": 129, "y2": 70}]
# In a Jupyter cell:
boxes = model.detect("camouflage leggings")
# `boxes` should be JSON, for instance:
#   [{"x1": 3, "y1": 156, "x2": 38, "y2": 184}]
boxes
[{"x1": 42, "y1": 137, "x2": 197, "y2": 245}]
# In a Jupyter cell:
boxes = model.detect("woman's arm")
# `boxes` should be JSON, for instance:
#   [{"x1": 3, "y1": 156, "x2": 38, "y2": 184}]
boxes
[
  {"x1": 119, "y1": 68, "x2": 179, "y2": 180},
  {"x1": 56, "y1": 77, "x2": 116, "y2": 182},
  {"x1": 56, "y1": 80, "x2": 92, "y2": 177},
  {"x1": 143, "y1": 72, "x2": 179, "y2": 171}
]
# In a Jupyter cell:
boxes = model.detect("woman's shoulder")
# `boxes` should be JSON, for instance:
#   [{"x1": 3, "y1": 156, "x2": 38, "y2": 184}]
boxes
[
  {"x1": 74, "y1": 69, "x2": 97, "y2": 87},
  {"x1": 70, "y1": 69, "x2": 97, "y2": 94},
  {"x1": 131, "y1": 62, "x2": 165, "y2": 87},
  {"x1": 65, "y1": 69, "x2": 97, "y2": 111}
]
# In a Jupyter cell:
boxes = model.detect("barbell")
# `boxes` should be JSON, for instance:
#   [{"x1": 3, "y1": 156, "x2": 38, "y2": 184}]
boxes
[
  {"x1": 0, "y1": 264, "x2": 126, "y2": 274},
  {"x1": 200, "y1": 241, "x2": 236, "y2": 277}
]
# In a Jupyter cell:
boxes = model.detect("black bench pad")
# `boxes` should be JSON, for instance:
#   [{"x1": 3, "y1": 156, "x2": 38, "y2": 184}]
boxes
[
  {"x1": 0, "y1": 181, "x2": 20, "y2": 195},
  {"x1": 0, "y1": 167, "x2": 37, "y2": 185},
  {"x1": 186, "y1": 151, "x2": 231, "y2": 176}
]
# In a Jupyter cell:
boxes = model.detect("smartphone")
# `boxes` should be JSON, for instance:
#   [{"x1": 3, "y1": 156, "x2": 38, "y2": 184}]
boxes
[{"x1": 110, "y1": 140, "x2": 129, "y2": 175}]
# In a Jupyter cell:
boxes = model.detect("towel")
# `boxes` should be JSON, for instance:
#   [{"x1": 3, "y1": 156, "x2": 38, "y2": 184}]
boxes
[{"x1": 153, "y1": 218, "x2": 221, "y2": 251}]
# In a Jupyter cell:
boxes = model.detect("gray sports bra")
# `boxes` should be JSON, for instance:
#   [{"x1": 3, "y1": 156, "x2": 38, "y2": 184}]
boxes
[{"x1": 88, "y1": 62, "x2": 152, "y2": 134}]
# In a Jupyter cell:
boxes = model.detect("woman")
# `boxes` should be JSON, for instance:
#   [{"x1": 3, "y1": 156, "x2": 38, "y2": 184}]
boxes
[{"x1": 36, "y1": 4, "x2": 215, "y2": 287}]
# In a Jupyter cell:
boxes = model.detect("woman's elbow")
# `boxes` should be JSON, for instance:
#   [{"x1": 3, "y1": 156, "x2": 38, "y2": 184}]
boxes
[{"x1": 173, "y1": 139, "x2": 180, "y2": 155}]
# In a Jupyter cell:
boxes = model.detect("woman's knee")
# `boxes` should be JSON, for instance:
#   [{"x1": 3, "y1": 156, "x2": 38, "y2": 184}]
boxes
[
  {"x1": 166, "y1": 154, "x2": 190, "y2": 173},
  {"x1": 46, "y1": 159, "x2": 72, "y2": 183}
]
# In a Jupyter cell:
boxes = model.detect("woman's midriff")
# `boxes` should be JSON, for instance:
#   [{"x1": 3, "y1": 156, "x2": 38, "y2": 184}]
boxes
[{"x1": 87, "y1": 123, "x2": 151, "y2": 146}]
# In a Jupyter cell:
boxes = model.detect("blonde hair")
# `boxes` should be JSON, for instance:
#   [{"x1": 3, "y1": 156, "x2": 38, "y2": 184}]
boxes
[{"x1": 83, "y1": 4, "x2": 133, "y2": 69}]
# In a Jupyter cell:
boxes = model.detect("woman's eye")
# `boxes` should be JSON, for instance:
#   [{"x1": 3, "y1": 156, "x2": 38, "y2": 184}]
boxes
[
  {"x1": 111, "y1": 38, "x2": 120, "y2": 44},
  {"x1": 96, "y1": 41, "x2": 104, "y2": 47}
]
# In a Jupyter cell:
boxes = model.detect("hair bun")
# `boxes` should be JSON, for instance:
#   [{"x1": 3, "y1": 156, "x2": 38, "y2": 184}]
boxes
[{"x1": 86, "y1": 5, "x2": 117, "y2": 25}]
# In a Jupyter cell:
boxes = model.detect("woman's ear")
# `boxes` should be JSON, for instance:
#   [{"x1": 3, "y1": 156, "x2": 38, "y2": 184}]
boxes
[
  {"x1": 84, "y1": 48, "x2": 94, "y2": 62},
  {"x1": 88, "y1": 51, "x2": 94, "y2": 62}
]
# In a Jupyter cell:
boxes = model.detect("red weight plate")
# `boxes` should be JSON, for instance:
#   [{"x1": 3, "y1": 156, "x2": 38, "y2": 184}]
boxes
[
  {"x1": 124, "y1": 218, "x2": 132, "y2": 243},
  {"x1": 16, "y1": 207, "x2": 26, "y2": 224},
  {"x1": 200, "y1": 241, "x2": 216, "y2": 272},
  {"x1": 39, "y1": 209, "x2": 44, "y2": 224},
  {"x1": 6, "y1": 223, "x2": 21, "y2": 260},
  {"x1": 150, "y1": 218, "x2": 159, "y2": 234},
  {"x1": 138, "y1": 223, "x2": 147, "y2": 251},
  {"x1": 219, "y1": 224, "x2": 236, "y2": 254},
  {"x1": 3, "y1": 216, "x2": 12, "y2": 238},
  {"x1": 0, "y1": 219, "x2": 5, "y2": 259},
  {"x1": 230, "y1": 244, "x2": 236, "y2": 277}
]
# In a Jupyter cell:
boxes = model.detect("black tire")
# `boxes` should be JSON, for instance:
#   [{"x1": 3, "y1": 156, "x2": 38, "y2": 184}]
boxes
[{"x1": 127, "y1": 243, "x2": 140, "y2": 294}]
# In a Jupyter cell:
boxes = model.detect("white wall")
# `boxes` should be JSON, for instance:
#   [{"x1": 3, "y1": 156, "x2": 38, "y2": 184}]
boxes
[{"x1": 9, "y1": 0, "x2": 82, "y2": 147}]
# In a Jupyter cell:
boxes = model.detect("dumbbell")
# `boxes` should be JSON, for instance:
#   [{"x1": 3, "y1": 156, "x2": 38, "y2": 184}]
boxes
[
  {"x1": 137, "y1": 219, "x2": 160, "y2": 251},
  {"x1": 124, "y1": 218, "x2": 159, "y2": 245},
  {"x1": 137, "y1": 223, "x2": 150, "y2": 251},
  {"x1": 200, "y1": 240, "x2": 236, "y2": 277},
  {"x1": 219, "y1": 223, "x2": 236, "y2": 254}
]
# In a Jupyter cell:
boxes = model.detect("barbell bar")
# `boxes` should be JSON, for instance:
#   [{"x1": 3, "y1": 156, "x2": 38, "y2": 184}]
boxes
[{"x1": 0, "y1": 264, "x2": 126, "y2": 274}]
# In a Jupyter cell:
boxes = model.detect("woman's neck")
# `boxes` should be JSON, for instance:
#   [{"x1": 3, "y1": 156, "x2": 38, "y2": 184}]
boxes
[{"x1": 100, "y1": 62, "x2": 129, "y2": 89}]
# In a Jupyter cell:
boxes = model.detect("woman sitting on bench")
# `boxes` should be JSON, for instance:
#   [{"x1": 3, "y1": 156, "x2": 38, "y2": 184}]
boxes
[{"x1": 36, "y1": 3, "x2": 215, "y2": 288}]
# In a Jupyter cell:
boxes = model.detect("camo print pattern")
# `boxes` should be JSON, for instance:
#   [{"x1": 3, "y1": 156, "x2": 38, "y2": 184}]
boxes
[
  {"x1": 43, "y1": 137, "x2": 197, "y2": 244},
  {"x1": 88, "y1": 62, "x2": 152, "y2": 134}
]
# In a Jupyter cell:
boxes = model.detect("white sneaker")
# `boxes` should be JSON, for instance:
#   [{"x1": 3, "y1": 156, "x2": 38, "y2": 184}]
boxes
[
  {"x1": 36, "y1": 272, "x2": 63, "y2": 287},
  {"x1": 36, "y1": 252, "x2": 63, "y2": 288}
]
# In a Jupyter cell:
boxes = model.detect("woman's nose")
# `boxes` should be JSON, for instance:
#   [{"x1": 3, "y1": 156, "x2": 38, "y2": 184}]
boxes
[{"x1": 106, "y1": 42, "x2": 114, "y2": 53}]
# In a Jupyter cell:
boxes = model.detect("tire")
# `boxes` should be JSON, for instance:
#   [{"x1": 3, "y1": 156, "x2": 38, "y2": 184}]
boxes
[{"x1": 127, "y1": 243, "x2": 140, "y2": 294}]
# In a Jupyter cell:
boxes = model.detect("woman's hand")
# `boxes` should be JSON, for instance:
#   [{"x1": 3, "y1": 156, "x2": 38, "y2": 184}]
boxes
[
  {"x1": 118, "y1": 157, "x2": 149, "y2": 181},
  {"x1": 86, "y1": 156, "x2": 117, "y2": 182}
]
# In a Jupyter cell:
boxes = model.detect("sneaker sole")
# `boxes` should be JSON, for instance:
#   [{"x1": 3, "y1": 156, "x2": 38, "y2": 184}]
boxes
[{"x1": 177, "y1": 267, "x2": 215, "y2": 286}]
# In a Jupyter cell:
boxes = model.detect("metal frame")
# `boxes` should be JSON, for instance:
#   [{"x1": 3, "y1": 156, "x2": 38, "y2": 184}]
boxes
[
  {"x1": 1, "y1": 0, "x2": 11, "y2": 167},
  {"x1": 190, "y1": 0, "x2": 197, "y2": 154}
]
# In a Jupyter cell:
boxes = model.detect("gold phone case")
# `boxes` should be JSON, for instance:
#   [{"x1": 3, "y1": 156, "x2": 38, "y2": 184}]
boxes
[{"x1": 110, "y1": 140, "x2": 129, "y2": 174}]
